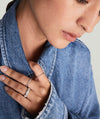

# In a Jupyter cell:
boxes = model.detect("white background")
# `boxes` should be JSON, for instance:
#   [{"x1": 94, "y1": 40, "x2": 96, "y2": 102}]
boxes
[{"x1": 0, "y1": 0, "x2": 100, "y2": 104}]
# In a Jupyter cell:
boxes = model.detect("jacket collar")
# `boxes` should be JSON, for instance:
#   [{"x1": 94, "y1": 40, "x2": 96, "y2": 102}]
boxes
[{"x1": 0, "y1": 0, "x2": 57, "y2": 80}]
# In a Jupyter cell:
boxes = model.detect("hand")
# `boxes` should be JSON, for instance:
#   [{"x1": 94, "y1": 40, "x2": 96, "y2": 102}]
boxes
[{"x1": 0, "y1": 61, "x2": 51, "y2": 115}]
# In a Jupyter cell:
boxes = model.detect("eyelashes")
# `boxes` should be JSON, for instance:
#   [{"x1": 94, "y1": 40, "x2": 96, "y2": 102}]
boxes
[
  {"x1": 77, "y1": 0, "x2": 88, "y2": 4},
  {"x1": 99, "y1": 11, "x2": 100, "y2": 16}
]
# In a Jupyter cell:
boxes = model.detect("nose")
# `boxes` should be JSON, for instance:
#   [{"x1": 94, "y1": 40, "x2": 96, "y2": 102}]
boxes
[{"x1": 77, "y1": 8, "x2": 99, "y2": 33}]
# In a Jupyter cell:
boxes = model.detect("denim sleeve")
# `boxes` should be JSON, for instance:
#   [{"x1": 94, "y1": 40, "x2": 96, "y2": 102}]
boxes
[
  {"x1": 78, "y1": 62, "x2": 100, "y2": 119},
  {"x1": 22, "y1": 79, "x2": 100, "y2": 119}
]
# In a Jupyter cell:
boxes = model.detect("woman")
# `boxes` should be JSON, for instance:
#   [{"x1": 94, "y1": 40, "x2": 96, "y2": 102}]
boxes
[{"x1": 0, "y1": 0, "x2": 100, "y2": 118}]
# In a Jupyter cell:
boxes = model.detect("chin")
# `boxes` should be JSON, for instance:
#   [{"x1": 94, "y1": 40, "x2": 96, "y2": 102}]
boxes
[
  {"x1": 55, "y1": 44, "x2": 70, "y2": 49},
  {"x1": 48, "y1": 39, "x2": 71, "y2": 49}
]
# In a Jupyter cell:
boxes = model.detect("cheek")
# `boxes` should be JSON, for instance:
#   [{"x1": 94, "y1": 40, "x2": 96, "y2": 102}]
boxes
[
  {"x1": 42, "y1": 0, "x2": 82, "y2": 30},
  {"x1": 36, "y1": 1, "x2": 75, "y2": 47},
  {"x1": 34, "y1": 0, "x2": 81, "y2": 31},
  {"x1": 32, "y1": 0, "x2": 83, "y2": 48},
  {"x1": 39, "y1": 1, "x2": 71, "y2": 32}
]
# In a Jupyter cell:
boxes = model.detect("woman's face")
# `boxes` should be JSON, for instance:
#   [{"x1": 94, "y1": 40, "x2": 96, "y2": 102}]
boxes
[{"x1": 29, "y1": 0, "x2": 100, "y2": 49}]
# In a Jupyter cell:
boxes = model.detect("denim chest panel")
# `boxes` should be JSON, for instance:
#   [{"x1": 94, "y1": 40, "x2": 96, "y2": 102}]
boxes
[{"x1": 0, "y1": 12, "x2": 58, "y2": 118}]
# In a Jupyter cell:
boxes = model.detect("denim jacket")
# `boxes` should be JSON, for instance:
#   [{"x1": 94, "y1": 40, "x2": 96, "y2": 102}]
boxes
[{"x1": 0, "y1": 0, "x2": 100, "y2": 119}]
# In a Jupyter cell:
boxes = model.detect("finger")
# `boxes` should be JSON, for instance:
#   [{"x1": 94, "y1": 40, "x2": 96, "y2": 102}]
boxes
[
  {"x1": 0, "y1": 75, "x2": 41, "y2": 98},
  {"x1": 29, "y1": 61, "x2": 49, "y2": 83},
  {"x1": 4, "y1": 86, "x2": 43, "y2": 114},
  {"x1": 4, "y1": 86, "x2": 32, "y2": 110},
  {"x1": 0, "y1": 65, "x2": 35, "y2": 87},
  {"x1": 0, "y1": 75, "x2": 27, "y2": 95}
]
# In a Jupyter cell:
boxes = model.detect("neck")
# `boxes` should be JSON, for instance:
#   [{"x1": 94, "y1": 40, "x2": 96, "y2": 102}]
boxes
[{"x1": 16, "y1": 0, "x2": 47, "y2": 62}]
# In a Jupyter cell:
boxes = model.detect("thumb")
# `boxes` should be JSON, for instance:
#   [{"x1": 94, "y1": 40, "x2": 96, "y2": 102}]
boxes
[
  {"x1": 28, "y1": 60, "x2": 44, "y2": 77},
  {"x1": 28, "y1": 60, "x2": 36, "y2": 68},
  {"x1": 28, "y1": 61, "x2": 50, "y2": 84}
]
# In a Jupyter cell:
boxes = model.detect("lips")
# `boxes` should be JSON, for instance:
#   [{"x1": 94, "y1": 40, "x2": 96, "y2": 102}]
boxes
[{"x1": 62, "y1": 31, "x2": 82, "y2": 42}]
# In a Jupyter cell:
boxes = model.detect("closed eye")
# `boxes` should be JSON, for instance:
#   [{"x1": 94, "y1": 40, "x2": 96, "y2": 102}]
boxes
[
  {"x1": 99, "y1": 11, "x2": 100, "y2": 16},
  {"x1": 77, "y1": 0, "x2": 88, "y2": 4}
]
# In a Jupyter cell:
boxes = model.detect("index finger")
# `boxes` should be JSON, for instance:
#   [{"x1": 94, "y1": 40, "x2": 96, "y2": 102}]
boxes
[{"x1": 0, "y1": 65, "x2": 32, "y2": 86}]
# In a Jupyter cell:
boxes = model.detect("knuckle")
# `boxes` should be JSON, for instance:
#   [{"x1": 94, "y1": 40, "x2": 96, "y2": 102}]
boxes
[
  {"x1": 20, "y1": 75, "x2": 26, "y2": 80},
  {"x1": 36, "y1": 97, "x2": 42, "y2": 103},
  {"x1": 19, "y1": 86, "x2": 25, "y2": 93},
  {"x1": 20, "y1": 75, "x2": 29, "y2": 85},
  {"x1": 7, "y1": 79, "x2": 12, "y2": 85},
  {"x1": 40, "y1": 87, "x2": 46, "y2": 97},
  {"x1": 15, "y1": 93, "x2": 21, "y2": 100},
  {"x1": 16, "y1": 84, "x2": 25, "y2": 93},
  {"x1": 13, "y1": 83, "x2": 19, "y2": 89},
  {"x1": 7, "y1": 69, "x2": 14, "y2": 76}
]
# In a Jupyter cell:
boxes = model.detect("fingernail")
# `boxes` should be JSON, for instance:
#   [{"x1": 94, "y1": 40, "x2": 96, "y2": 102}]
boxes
[
  {"x1": 5, "y1": 86, "x2": 9, "y2": 91},
  {"x1": 0, "y1": 76, "x2": 5, "y2": 80},
  {"x1": 0, "y1": 66, "x2": 8, "y2": 72}
]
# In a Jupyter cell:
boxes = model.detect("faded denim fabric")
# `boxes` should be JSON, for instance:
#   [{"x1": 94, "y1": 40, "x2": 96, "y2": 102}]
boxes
[{"x1": 0, "y1": 0, "x2": 100, "y2": 119}]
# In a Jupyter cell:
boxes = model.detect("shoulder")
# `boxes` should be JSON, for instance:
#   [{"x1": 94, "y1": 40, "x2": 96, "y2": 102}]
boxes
[
  {"x1": 70, "y1": 38, "x2": 90, "y2": 55},
  {"x1": 73, "y1": 39, "x2": 91, "y2": 61},
  {"x1": 57, "y1": 38, "x2": 91, "y2": 61},
  {"x1": 56, "y1": 38, "x2": 92, "y2": 76}
]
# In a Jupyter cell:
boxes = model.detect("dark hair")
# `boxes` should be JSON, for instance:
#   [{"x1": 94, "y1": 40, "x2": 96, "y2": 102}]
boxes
[{"x1": 6, "y1": 0, "x2": 16, "y2": 11}]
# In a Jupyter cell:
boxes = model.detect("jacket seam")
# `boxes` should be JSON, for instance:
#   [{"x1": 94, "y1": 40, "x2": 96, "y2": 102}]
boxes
[
  {"x1": 0, "y1": 16, "x2": 10, "y2": 67},
  {"x1": 48, "y1": 48, "x2": 57, "y2": 80}
]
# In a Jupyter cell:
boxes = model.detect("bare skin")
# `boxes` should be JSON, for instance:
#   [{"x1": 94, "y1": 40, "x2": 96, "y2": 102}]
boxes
[
  {"x1": 0, "y1": 62, "x2": 51, "y2": 116},
  {"x1": 16, "y1": 0, "x2": 100, "y2": 61},
  {"x1": 16, "y1": 0, "x2": 47, "y2": 62},
  {"x1": 0, "y1": 0, "x2": 100, "y2": 116}
]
